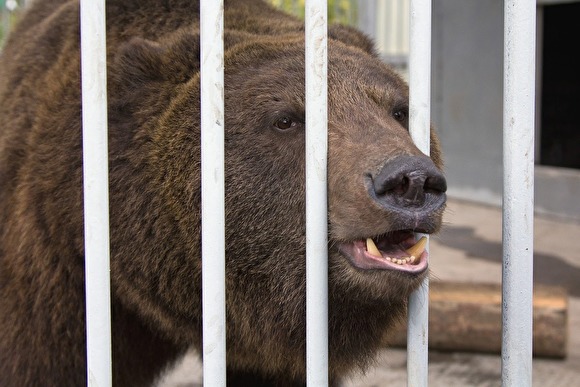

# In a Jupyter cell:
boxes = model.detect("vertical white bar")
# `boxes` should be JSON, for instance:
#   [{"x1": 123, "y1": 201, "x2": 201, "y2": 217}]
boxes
[
  {"x1": 80, "y1": 0, "x2": 112, "y2": 386},
  {"x1": 305, "y1": 0, "x2": 328, "y2": 385},
  {"x1": 200, "y1": 0, "x2": 226, "y2": 386},
  {"x1": 407, "y1": 0, "x2": 431, "y2": 386},
  {"x1": 502, "y1": 1, "x2": 535, "y2": 386}
]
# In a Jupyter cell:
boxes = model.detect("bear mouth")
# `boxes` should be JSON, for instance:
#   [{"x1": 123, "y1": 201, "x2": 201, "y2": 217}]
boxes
[{"x1": 338, "y1": 230, "x2": 429, "y2": 274}]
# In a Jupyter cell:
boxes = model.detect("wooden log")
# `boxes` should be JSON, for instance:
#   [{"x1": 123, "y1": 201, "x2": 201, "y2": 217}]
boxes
[{"x1": 387, "y1": 281, "x2": 568, "y2": 358}]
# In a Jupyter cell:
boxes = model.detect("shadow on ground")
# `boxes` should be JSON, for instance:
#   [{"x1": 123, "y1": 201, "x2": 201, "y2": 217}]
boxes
[{"x1": 436, "y1": 225, "x2": 580, "y2": 296}]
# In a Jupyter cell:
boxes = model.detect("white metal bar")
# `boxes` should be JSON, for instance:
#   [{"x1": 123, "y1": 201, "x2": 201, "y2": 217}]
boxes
[
  {"x1": 79, "y1": 0, "x2": 112, "y2": 386},
  {"x1": 305, "y1": 0, "x2": 328, "y2": 385},
  {"x1": 200, "y1": 0, "x2": 227, "y2": 386},
  {"x1": 407, "y1": 0, "x2": 432, "y2": 385},
  {"x1": 502, "y1": 1, "x2": 536, "y2": 386}
]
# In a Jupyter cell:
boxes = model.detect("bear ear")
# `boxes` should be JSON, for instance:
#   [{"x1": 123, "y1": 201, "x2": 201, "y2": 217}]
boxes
[
  {"x1": 328, "y1": 24, "x2": 378, "y2": 56},
  {"x1": 113, "y1": 32, "x2": 200, "y2": 87}
]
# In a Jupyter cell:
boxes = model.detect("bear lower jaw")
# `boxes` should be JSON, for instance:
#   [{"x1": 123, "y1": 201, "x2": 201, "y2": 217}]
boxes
[{"x1": 338, "y1": 232, "x2": 429, "y2": 273}]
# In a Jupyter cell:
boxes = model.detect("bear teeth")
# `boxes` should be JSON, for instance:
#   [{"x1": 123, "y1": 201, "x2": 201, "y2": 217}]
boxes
[
  {"x1": 365, "y1": 238, "x2": 382, "y2": 257},
  {"x1": 366, "y1": 236, "x2": 427, "y2": 265},
  {"x1": 405, "y1": 236, "x2": 428, "y2": 258},
  {"x1": 384, "y1": 256, "x2": 416, "y2": 265}
]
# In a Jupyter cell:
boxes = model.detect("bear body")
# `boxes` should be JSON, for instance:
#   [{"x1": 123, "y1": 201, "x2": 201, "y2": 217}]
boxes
[{"x1": 0, "y1": 0, "x2": 446, "y2": 386}]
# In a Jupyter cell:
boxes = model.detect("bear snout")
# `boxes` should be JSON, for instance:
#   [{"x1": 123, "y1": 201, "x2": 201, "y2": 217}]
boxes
[{"x1": 368, "y1": 154, "x2": 447, "y2": 226}]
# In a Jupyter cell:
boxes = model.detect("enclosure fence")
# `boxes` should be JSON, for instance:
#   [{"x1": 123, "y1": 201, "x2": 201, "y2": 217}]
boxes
[
  {"x1": 406, "y1": 1, "x2": 431, "y2": 384},
  {"x1": 80, "y1": 1, "x2": 112, "y2": 385},
  {"x1": 78, "y1": 0, "x2": 536, "y2": 386}
]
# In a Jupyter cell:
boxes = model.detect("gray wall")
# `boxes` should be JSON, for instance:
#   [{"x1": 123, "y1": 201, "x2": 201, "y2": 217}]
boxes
[
  {"x1": 432, "y1": 0, "x2": 504, "y2": 204},
  {"x1": 431, "y1": 0, "x2": 580, "y2": 220}
]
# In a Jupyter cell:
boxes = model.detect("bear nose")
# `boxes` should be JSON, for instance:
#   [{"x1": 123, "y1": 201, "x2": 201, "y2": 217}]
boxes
[{"x1": 371, "y1": 155, "x2": 447, "y2": 211}]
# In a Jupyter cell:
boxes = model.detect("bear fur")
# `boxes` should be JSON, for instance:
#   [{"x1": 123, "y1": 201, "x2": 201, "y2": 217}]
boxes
[{"x1": 0, "y1": 0, "x2": 446, "y2": 386}]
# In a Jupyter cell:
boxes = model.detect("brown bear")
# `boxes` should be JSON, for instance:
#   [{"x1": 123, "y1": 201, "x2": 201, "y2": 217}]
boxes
[{"x1": 0, "y1": 0, "x2": 446, "y2": 386}]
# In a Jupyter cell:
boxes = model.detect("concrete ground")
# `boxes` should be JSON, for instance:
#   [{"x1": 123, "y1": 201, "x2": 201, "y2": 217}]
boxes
[{"x1": 156, "y1": 198, "x2": 580, "y2": 386}]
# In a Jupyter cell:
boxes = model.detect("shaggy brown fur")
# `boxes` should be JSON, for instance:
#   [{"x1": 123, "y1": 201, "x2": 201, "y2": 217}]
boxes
[{"x1": 0, "y1": 0, "x2": 446, "y2": 386}]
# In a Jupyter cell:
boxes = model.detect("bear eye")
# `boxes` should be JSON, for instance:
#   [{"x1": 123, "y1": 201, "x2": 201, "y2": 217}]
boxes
[
  {"x1": 274, "y1": 116, "x2": 294, "y2": 131},
  {"x1": 393, "y1": 109, "x2": 407, "y2": 122}
]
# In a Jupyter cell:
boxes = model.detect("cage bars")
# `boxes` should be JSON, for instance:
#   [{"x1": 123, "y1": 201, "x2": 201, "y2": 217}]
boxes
[
  {"x1": 78, "y1": 1, "x2": 537, "y2": 386},
  {"x1": 80, "y1": 0, "x2": 112, "y2": 385},
  {"x1": 200, "y1": 0, "x2": 227, "y2": 385},
  {"x1": 305, "y1": 0, "x2": 329, "y2": 385},
  {"x1": 407, "y1": 1, "x2": 432, "y2": 385},
  {"x1": 502, "y1": 1, "x2": 536, "y2": 386}
]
